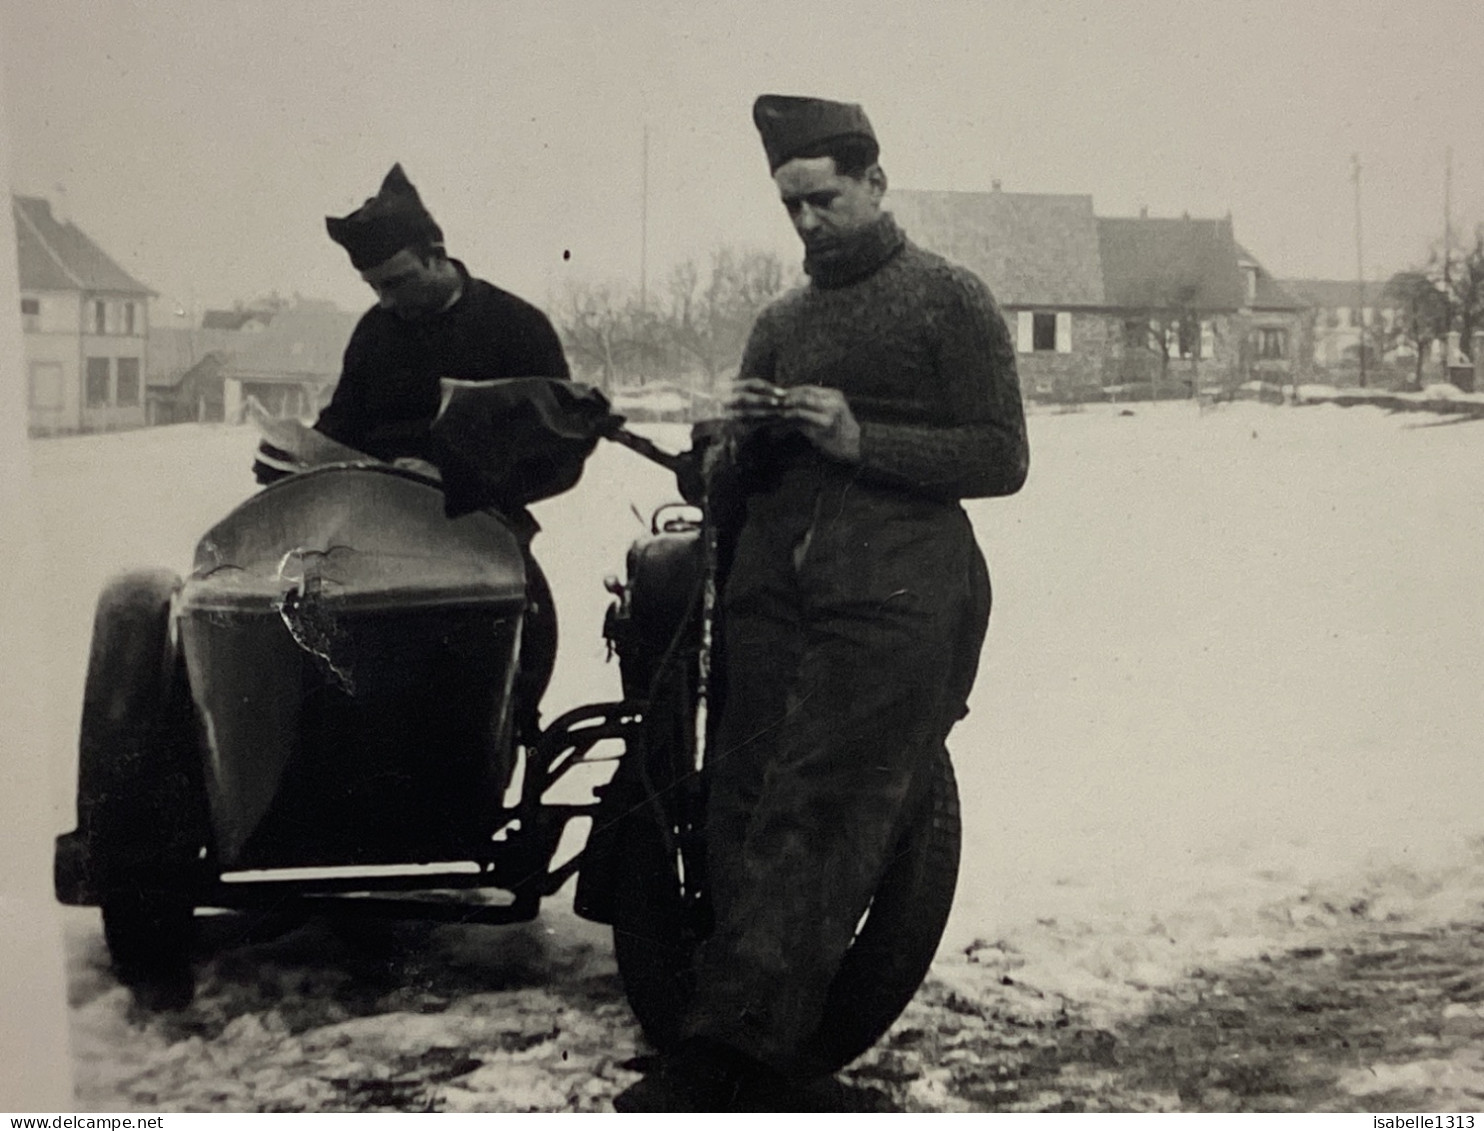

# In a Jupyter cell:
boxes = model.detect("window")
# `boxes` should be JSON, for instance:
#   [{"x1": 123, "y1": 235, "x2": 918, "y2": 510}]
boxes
[
  {"x1": 94, "y1": 300, "x2": 107, "y2": 335},
  {"x1": 1177, "y1": 318, "x2": 1200, "y2": 359},
  {"x1": 1347, "y1": 306, "x2": 1362, "y2": 328},
  {"x1": 29, "y1": 362, "x2": 63, "y2": 409},
  {"x1": 86, "y1": 357, "x2": 111, "y2": 406},
  {"x1": 1251, "y1": 328, "x2": 1288, "y2": 360},
  {"x1": 1019, "y1": 310, "x2": 1071, "y2": 353},
  {"x1": 1032, "y1": 312, "x2": 1056, "y2": 351},
  {"x1": 123, "y1": 302, "x2": 136, "y2": 335},
  {"x1": 116, "y1": 357, "x2": 141, "y2": 406},
  {"x1": 20, "y1": 297, "x2": 39, "y2": 332}
]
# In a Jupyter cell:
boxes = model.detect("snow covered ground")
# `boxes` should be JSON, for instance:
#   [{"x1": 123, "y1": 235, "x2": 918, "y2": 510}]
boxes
[{"x1": 14, "y1": 398, "x2": 1484, "y2": 1108}]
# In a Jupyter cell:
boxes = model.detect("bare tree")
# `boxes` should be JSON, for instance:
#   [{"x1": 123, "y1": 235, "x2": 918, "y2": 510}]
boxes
[
  {"x1": 554, "y1": 247, "x2": 792, "y2": 396},
  {"x1": 554, "y1": 280, "x2": 646, "y2": 390},
  {"x1": 1127, "y1": 283, "x2": 1203, "y2": 399},
  {"x1": 1446, "y1": 227, "x2": 1484, "y2": 354},
  {"x1": 664, "y1": 247, "x2": 790, "y2": 388},
  {"x1": 1383, "y1": 270, "x2": 1449, "y2": 391}
]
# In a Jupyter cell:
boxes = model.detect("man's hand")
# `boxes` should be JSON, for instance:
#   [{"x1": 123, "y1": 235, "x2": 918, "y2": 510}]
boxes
[
  {"x1": 391, "y1": 456, "x2": 441, "y2": 480},
  {"x1": 723, "y1": 378, "x2": 861, "y2": 463}
]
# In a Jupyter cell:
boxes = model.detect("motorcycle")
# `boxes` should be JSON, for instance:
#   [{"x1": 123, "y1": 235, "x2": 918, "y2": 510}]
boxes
[{"x1": 52, "y1": 378, "x2": 960, "y2": 1078}]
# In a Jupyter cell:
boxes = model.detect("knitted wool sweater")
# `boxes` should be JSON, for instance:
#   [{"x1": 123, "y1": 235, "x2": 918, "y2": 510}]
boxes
[{"x1": 736, "y1": 213, "x2": 1028, "y2": 502}]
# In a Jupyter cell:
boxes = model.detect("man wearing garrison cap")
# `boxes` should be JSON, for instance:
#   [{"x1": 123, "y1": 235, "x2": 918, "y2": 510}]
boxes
[
  {"x1": 256, "y1": 163, "x2": 572, "y2": 739},
  {"x1": 308, "y1": 163, "x2": 570, "y2": 462},
  {"x1": 618, "y1": 97, "x2": 1029, "y2": 1109}
]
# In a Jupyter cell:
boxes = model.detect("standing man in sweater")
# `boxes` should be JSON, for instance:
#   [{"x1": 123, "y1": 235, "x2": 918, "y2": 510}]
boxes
[{"x1": 617, "y1": 95, "x2": 1028, "y2": 1110}]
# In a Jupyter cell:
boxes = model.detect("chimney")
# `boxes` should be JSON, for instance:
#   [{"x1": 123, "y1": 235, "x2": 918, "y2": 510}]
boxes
[
  {"x1": 1139, "y1": 205, "x2": 1148, "y2": 219},
  {"x1": 50, "y1": 182, "x2": 70, "y2": 226},
  {"x1": 992, "y1": 179, "x2": 1002, "y2": 192}
]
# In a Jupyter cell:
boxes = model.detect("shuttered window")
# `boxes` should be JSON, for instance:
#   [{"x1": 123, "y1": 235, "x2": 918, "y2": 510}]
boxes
[{"x1": 1019, "y1": 311, "x2": 1073, "y2": 352}]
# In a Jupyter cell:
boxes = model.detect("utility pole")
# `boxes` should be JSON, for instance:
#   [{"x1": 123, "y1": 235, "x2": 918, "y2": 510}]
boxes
[
  {"x1": 1443, "y1": 146, "x2": 1453, "y2": 343},
  {"x1": 639, "y1": 124, "x2": 649, "y2": 313},
  {"x1": 1351, "y1": 154, "x2": 1367, "y2": 388}
]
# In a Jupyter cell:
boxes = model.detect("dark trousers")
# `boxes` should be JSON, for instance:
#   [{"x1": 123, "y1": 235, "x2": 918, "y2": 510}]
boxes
[{"x1": 682, "y1": 479, "x2": 991, "y2": 1072}]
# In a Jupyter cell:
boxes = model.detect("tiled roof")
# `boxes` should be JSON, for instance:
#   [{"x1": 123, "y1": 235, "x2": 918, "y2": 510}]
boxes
[
  {"x1": 1236, "y1": 247, "x2": 1306, "y2": 310},
  {"x1": 1098, "y1": 215, "x2": 1244, "y2": 311},
  {"x1": 1280, "y1": 278, "x2": 1379, "y2": 309},
  {"x1": 12, "y1": 196, "x2": 154, "y2": 295},
  {"x1": 202, "y1": 308, "x2": 276, "y2": 330},
  {"x1": 889, "y1": 189, "x2": 1105, "y2": 306},
  {"x1": 219, "y1": 305, "x2": 361, "y2": 381},
  {"x1": 146, "y1": 327, "x2": 247, "y2": 387}
]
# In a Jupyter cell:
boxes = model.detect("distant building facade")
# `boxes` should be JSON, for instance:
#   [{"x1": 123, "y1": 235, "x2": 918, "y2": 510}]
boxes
[
  {"x1": 889, "y1": 187, "x2": 1306, "y2": 401},
  {"x1": 1279, "y1": 279, "x2": 1412, "y2": 376},
  {"x1": 146, "y1": 325, "x2": 246, "y2": 424},
  {"x1": 145, "y1": 303, "x2": 357, "y2": 425},
  {"x1": 219, "y1": 303, "x2": 361, "y2": 421},
  {"x1": 14, "y1": 195, "x2": 155, "y2": 435}
]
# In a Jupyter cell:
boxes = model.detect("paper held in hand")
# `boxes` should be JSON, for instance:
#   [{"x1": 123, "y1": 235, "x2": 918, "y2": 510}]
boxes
[{"x1": 247, "y1": 396, "x2": 378, "y2": 470}]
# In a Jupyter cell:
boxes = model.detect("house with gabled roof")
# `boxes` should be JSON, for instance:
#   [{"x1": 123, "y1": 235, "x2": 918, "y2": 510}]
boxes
[
  {"x1": 1232, "y1": 247, "x2": 1309, "y2": 378},
  {"x1": 13, "y1": 195, "x2": 156, "y2": 434},
  {"x1": 889, "y1": 186, "x2": 1308, "y2": 400},
  {"x1": 216, "y1": 303, "x2": 361, "y2": 422},
  {"x1": 889, "y1": 189, "x2": 1110, "y2": 398},
  {"x1": 145, "y1": 325, "x2": 252, "y2": 424}
]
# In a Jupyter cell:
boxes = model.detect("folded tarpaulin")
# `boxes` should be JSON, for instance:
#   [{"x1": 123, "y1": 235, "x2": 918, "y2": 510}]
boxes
[{"x1": 430, "y1": 377, "x2": 623, "y2": 518}]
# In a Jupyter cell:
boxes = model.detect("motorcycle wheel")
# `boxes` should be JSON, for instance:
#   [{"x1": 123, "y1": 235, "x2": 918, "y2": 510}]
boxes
[
  {"x1": 75, "y1": 569, "x2": 203, "y2": 1006},
  {"x1": 610, "y1": 745, "x2": 961, "y2": 1078}
]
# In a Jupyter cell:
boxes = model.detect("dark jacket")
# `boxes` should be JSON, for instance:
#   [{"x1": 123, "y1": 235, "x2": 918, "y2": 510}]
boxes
[{"x1": 314, "y1": 260, "x2": 570, "y2": 462}]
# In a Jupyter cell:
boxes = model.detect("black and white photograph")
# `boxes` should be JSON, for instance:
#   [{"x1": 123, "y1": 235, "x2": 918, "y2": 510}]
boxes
[{"x1": 2, "y1": 0, "x2": 1483, "y2": 1114}]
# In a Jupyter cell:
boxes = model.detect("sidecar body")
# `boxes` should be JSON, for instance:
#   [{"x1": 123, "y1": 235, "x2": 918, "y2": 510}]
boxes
[{"x1": 54, "y1": 461, "x2": 638, "y2": 950}]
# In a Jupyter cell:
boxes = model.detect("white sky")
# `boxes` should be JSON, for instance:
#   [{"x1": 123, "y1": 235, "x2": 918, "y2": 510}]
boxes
[{"x1": 2, "y1": 0, "x2": 1482, "y2": 319}]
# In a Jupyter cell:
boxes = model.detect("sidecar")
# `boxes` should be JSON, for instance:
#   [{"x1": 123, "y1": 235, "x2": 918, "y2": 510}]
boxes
[{"x1": 53, "y1": 458, "x2": 640, "y2": 998}]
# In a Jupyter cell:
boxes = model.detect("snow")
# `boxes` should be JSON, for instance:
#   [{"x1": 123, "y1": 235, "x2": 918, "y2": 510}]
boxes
[{"x1": 18, "y1": 399, "x2": 1484, "y2": 1106}]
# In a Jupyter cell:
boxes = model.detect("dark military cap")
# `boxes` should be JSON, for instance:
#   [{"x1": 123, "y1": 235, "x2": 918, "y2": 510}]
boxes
[
  {"x1": 325, "y1": 164, "x2": 445, "y2": 271},
  {"x1": 751, "y1": 94, "x2": 878, "y2": 172}
]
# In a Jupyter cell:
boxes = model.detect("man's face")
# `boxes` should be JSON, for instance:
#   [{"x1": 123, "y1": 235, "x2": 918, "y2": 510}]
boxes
[
  {"x1": 773, "y1": 155, "x2": 884, "y2": 259},
  {"x1": 360, "y1": 248, "x2": 457, "y2": 320}
]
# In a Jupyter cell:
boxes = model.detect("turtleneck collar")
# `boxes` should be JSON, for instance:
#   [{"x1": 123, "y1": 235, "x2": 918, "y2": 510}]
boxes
[{"x1": 803, "y1": 211, "x2": 906, "y2": 289}]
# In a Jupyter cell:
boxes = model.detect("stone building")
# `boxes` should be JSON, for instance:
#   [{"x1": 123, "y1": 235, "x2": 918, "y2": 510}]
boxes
[{"x1": 890, "y1": 186, "x2": 1306, "y2": 401}]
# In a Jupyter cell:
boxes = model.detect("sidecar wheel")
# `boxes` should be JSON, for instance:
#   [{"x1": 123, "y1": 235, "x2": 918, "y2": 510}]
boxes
[
  {"x1": 611, "y1": 746, "x2": 960, "y2": 1076},
  {"x1": 102, "y1": 889, "x2": 196, "y2": 1009},
  {"x1": 68, "y1": 569, "x2": 205, "y2": 1006}
]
